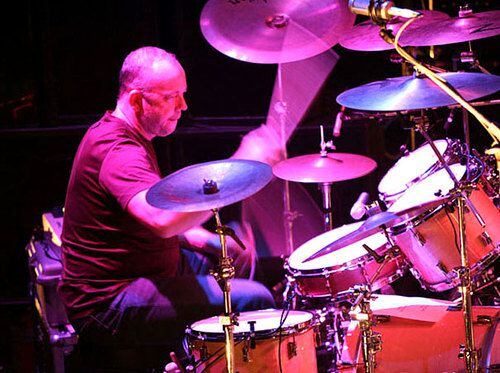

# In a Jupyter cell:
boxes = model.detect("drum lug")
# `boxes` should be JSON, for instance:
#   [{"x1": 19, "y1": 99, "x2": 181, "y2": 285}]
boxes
[
  {"x1": 287, "y1": 340, "x2": 298, "y2": 359},
  {"x1": 409, "y1": 267, "x2": 427, "y2": 289},
  {"x1": 437, "y1": 261, "x2": 449, "y2": 276},
  {"x1": 475, "y1": 315, "x2": 492, "y2": 325},
  {"x1": 370, "y1": 332, "x2": 383, "y2": 352},
  {"x1": 410, "y1": 228, "x2": 426, "y2": 246},
  {"x1": 480, "y1": 231, "x2": 493, "y2": 246},
  {"x1": 199, "y1": 344, "x2": 208, "y2": 361},
  {"x1": 242, "y1": 343, "x2": 253, "y2": 363}
]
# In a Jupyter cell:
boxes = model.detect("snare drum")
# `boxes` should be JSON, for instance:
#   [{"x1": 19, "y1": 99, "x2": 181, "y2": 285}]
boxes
[
  {"x1": 186, "y1": 309, "x2": 318, "y2": 373},
  {"x1": 378, "y1": 139, "x2": 459, "y2": 205},
  {"x1": 286, "y1": 223, "x2": 407, "y2": 298},
  {"x1": 389, "y1": 164, "x2": 500, "y2": 292}
]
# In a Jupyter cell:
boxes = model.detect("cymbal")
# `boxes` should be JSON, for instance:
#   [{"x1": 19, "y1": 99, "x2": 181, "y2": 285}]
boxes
[
  {"x1": 337, "y1": 72, "x2": 500, "y2": 112},
  {"x1": 304, "y1": 198, "x2": 446, "y2": 262},
  {"x1": 272, "y1": 153, "x2": 377, "y2": 183},
  {"x1": 200, "y1": 0, "x2": 355, "y2": 64},
  {"x1": 403, "y1": 10, "x2": 500, "y2": 47},
  {"x1": 146, "y1": 159, "x2": 273, "y2": 212},
  {"x1": 339, "y1": 10, "x2": 449, "y2": 51}
]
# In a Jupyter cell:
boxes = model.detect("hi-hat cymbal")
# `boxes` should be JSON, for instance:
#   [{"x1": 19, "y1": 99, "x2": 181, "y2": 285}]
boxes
[
  {"x1": 339, "y1": 10, "x2": 450, "y2": 51},
  {"x1": 403, "y1": 10, "x2": 500, "y2": 47},
  {"x1": 272, "y1": 153, "x2": 377, "y2": 183},
  {"x1": 200, "y1": 0, "x2": 355, "y2": 64},
  {"x1": 337, "y1": 72, "x2": 500, "y2": 112},
  {"x1": 146, "y1": 159, "x2": 273, "y2": 212},
  {"x1": 304, "y1": 198, "x2": 446, "y2": 262}
]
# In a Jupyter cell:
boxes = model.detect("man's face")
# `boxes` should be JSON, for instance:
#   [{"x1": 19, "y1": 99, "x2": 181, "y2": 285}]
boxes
[{"x1": 137, "y1": 62, "x2": 188, "y2": 138}]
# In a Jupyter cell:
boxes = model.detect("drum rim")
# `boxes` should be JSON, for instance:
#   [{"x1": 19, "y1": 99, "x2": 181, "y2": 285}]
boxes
[
  {"x1": 186, "y1": 310, "x2": 314, "y2": 341},
  {"x1": 285, "y1": 244, "x2": 395, "y2": 275},
  {"x1": 378, "y1": 139, "x2": 451, "y2": 197}
]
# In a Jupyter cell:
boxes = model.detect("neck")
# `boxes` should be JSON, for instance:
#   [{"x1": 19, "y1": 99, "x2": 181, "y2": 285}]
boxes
[{"x1": 112, "y1": 106, "x2": 152, "y2": 141}]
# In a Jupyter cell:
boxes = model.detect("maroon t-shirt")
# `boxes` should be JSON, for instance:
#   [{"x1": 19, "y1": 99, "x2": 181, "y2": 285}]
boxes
[{"x1": 59, "y1": 112, "x2": 179, "y2": 320}]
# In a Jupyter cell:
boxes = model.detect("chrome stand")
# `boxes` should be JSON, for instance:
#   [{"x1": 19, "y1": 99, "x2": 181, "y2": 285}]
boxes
[
  {"x1": 413, "y1": 123, "x2": 480, "y2": 372},
  {"x1": 209, "y1": 208, "x2": 245, "y2": 373}
]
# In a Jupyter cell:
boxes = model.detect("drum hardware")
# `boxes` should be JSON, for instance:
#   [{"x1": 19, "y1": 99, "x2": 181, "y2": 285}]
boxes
[
  {"x1": 186, "y1": 309, "x2": 318, "y2": 373},
  {"x1": 398, "y1": 122, "x2": 486, "y2": 370},
  {"x1": 337, "y1": 19, "x2": 496, "y2": 363},
  {"x1": 343, "y1": 285, "x2": 382, "y2": 373},
  {"x1": 273, "y1": 149, "x2": 377, "y2": 232},
  {"x1": 146, "y1": 159, "x2": 273, "y2": 373}
]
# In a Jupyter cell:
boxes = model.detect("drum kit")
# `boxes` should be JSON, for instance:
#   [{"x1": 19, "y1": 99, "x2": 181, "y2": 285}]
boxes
[{"x1": 148, "y1": 1, "x2": 500, "y2": 372}]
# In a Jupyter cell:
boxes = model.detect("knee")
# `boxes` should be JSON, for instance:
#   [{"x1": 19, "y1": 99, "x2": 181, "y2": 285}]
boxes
[{"x1": 231, "y1": 279, "x2": 275, "y2": 312}]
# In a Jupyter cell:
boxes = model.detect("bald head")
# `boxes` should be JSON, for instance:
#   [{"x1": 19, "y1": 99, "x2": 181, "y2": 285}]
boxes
[{"x1": 118, "y1": 46, "x2": 183, "y2": 98}]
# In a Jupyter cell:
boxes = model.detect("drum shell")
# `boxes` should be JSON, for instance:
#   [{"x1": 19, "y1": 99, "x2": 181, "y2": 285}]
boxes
[
  {"x1": 341, "y1": 307, "x2": 500, "y2": 373},
  {"x1": 378, "y1": 139, "x2": 458, "y2": 205},
  {"x1": 392, "y1": 184, "x2": 500, "y2": 292},
  {"x1": 186, "y1": 310, "x2": 318, "y2": 373},
  {"x1": 188, "y1": 327, "x2": 317, "y2": 373},
  {"x1": 288, "y1": 250, "x2": 407, "y2": 297}
]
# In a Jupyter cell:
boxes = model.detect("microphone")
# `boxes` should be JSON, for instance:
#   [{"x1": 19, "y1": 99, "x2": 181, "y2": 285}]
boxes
[
  {"x1": 333, "y1": 106, "x2": 345, "y2": 137},
  {"x1": 444, "y1": 108, "x2": 456, "y2": 131},
  {"x1": 350, "y1": 192, "x2": 370, "y2": 220},
  {"x1": 348, "y1": 0, "x2": 421, "y2": 21}
]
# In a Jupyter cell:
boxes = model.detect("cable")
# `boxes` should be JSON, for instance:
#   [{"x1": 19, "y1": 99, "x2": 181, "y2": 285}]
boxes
[{"x1": 391, "y1": 18, "x2": 500, "y2": 145}]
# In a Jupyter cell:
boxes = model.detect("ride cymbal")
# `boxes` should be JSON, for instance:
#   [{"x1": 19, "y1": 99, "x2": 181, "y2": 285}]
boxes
[
  {"x1": 339, "y1": 10, "x2": 449, "y2": 51},
  {"x1": 337, "y1": 72, "x2": 500, "y2": 112},
  {"x1": 403, "y1": 10, "x2": 500, "y2": 47}
]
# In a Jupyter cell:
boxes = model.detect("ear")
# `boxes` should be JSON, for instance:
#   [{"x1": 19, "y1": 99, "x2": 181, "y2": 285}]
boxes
[{"x1": 128, "y1": 90, "x2": 143, "y2": 114}]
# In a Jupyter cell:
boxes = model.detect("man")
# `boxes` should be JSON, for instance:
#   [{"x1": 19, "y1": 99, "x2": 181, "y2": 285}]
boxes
[{"x1": 59, "y1": 46, "x2": 280, "y2": 370}]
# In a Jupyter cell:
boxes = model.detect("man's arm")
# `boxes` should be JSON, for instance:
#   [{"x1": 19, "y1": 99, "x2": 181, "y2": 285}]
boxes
[
  {"x1": 127, "y1": 124, "x2": 281, "y2": 239},
  {"x1": 127, "y1": 190, "x2": 212, "y2": 238}
]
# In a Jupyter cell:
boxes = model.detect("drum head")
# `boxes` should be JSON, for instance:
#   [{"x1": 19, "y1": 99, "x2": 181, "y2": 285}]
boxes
[
  {"x1": 378, "y1": 140, "x2": 449, "y2": 199},
  {"x1": 389, "y1": 164, "x2": 466, "y2": 213},
  {"x1": 288, "y1": 222, "x2": 388, "y2": 271},
  {"x1": 189, "y1": 309, "x2": 312, "y2": 337}
]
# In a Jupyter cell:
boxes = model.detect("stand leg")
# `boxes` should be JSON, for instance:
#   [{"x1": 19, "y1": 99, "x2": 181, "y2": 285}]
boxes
[
  {"x1": 457, "y1": 196, "x2": 479, "y2": 373},
  {"x1": 321, "y1": 183, "x2": 334, "y2": 231},
  {"x1": 212, "y1": 209, "x2": 235, "y2": 373}
]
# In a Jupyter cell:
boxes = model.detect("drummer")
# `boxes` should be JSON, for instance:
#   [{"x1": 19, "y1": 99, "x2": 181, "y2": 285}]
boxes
[{"x1": 59, "y1": 46, "x2": 280, "y2": 370}]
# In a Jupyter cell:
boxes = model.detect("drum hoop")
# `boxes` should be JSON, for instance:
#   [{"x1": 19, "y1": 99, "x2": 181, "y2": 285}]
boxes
[
  {"x1": 286, "y1": 244, "x2": 403, "y2": 276},
  {"x1": 379, "y1": 139, "x2": 453, "y2": 197},
  {"x1": 187, "y1": 313, "x2": 314, "y2": 342}
]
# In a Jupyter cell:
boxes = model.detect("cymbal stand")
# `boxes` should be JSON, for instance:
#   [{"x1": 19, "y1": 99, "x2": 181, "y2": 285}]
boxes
[
  {"x1": 347, "y1": 285, "x2": 381, "y2": 373},
  {"x1": 413, "y1": 121, "x2": 480, "y2": 372},
  {"x1": 319, "y1": 125, "x2": 336, "y2": 231},
  {"x1": 209, "y1": 208, "x2": 241, "y2": 373}
]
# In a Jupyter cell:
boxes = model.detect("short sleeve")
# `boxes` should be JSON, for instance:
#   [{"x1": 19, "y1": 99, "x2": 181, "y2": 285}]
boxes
[{"x1": 99, "y1": 139, "x2": 161, "y2": 209}]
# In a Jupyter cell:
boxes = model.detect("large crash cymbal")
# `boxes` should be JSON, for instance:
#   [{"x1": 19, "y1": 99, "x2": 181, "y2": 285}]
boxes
[
  {"x1": 146, "y1": 159, "x2": 273, "y2": 212},
  {"x1": 339, "y1": 10, "x2": 450, "y2": 51},
  {"x1": 200, "y1": 0, "x2": 355, "y2": 64},
  {"x1": 337, "y1": 72, "x2": 500, "y2": 112},
  {"x1": 272, "y1": 153, "x2": 377, "y2": 183},
  {"x1": 304, "y1": 198, "x2": 447, "y2": 262},
  {"x1": 403, "y1": 10, "x2": 500, "y2": 47}
]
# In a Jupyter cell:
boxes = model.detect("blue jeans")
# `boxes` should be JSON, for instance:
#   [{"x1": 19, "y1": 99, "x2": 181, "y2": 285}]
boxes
[{"x1": 73, "y1": 250, "x2": 275, "y2": 371}]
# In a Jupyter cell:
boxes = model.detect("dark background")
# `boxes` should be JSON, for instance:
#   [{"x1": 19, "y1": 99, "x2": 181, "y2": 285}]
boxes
[{"x1": 0, "y1": 0, "x2": 498, "y2": 370}]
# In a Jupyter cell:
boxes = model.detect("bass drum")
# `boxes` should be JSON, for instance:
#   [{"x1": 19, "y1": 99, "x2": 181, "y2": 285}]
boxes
[
  {"x1": 378, "y1": 139, "x2": 460, "y2": 205},
  {"x1": 286, "y1": 222, "x2": 407, "y2": 297},
  {"x1": 341, "y1": 306, "x2": 500, "y2": 372},
  {"x1": 186, "y1": 309, "x2": 318, "y2": 373}
]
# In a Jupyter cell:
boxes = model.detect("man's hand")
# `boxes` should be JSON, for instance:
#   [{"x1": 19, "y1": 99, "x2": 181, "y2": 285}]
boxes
[
  {"x1": 232, "y1": 124, "x2": 284, "y2": 166},
  {"x1": 179, "y1": 223, "x2": 255, "y2": 278}
]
